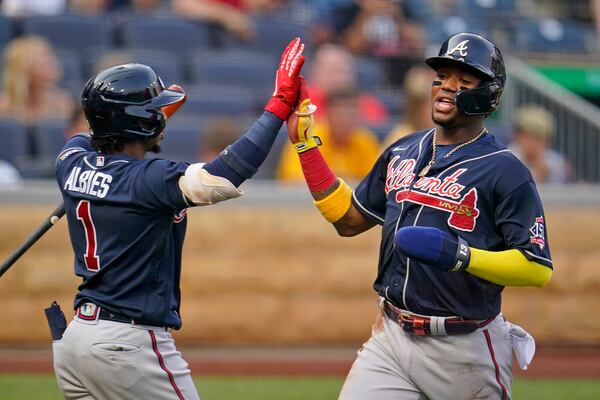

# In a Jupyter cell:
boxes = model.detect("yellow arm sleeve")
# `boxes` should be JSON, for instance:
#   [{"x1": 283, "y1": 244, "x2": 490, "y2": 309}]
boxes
[{"x1": 467, "y1": 248, "x2": 552, "y2": 287}]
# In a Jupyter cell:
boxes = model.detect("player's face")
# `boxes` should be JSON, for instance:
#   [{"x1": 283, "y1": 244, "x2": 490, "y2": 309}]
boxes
[{"x1": 431, "y1": 66, "x2": 482, "y2": 128}]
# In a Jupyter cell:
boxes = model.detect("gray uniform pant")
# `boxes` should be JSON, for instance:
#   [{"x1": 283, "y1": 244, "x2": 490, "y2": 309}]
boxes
[
  {"x1": 339, "y1": 310, "x2": 513, "y2": 400},
  {"x1": 53, "y1": 317, "x2": 200, "y2": 400}
]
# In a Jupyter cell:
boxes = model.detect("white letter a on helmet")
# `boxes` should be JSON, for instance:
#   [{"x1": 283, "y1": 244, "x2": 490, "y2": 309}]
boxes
[{"x1": 446, "y1": 40, "x2": 469, "y2": 57}]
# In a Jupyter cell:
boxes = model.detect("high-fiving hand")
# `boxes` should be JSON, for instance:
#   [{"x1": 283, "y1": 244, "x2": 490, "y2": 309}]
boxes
[
  {"x1": 265, "y1": 37, "x2": 306, "y2": 121},
  {"x1": 286, "y1": 77, "x2": 319, "y2": 153}
]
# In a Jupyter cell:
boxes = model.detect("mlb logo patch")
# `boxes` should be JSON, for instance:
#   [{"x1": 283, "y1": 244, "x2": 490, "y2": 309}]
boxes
[
  {"x1": 96, "y1": 156, "x2": 105, "y2": 167},
  {"x1": 529, "y1": 216, "x2": 545, "y2": 250},
  {"x1": 77, "y1": 303, "x2": 99, "y2": 321}
]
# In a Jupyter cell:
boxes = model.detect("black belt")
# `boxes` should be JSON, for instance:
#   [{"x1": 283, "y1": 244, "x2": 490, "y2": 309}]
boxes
[
  {"x1": 382, "y1": 301, "x2": 493, "y2": 336},
  {"x1": 76, "y1": 303, "x2": 170, "y2": 330}
]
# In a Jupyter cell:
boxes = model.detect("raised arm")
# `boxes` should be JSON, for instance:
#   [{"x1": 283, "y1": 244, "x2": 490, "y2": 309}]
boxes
[
  {"x1": 179, "y1": 38, "x2": 306, "y2": 206},
  {"x1": 286, "y1": 81, "x2": 375, "y2": 236}
]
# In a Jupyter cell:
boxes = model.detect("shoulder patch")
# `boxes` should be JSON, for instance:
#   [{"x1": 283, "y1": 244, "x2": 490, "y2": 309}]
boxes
[{"x1": 529, "y1": 216, "x2": 546, "y2": 250}]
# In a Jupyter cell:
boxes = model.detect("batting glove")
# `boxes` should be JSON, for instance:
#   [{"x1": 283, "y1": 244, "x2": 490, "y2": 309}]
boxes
[
  {"x1": 286, "y1": 78, "x2": 319, "y2": 153},
  {"x1": 394, "y1": 226, "x2": 471, "y2": 272},
  {"x1": 265, "y1": 37, "x2": 305, "y2": 121}
]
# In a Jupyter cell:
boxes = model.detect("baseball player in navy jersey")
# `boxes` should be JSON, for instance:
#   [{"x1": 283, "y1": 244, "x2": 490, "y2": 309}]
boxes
[
  {"x1": 286, "y1": 33, "x2": 553, "y2": 399},
  {"x1": 52, "y1": 38, "x2": 305, "y2": 400}
]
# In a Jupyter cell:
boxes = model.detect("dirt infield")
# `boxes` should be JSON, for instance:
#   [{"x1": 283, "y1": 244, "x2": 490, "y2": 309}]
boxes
[{"x1": 1, "y1": 345, "x2": 598, "y2": 379}]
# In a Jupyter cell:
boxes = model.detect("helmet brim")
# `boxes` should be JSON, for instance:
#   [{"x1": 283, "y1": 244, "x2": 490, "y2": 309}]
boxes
[
  {"x1": 425, "y1": 56, "x2": 493, "y2": 81},
  {"x1": 149, "y1": 88, "x2": 186, "y2": 109}
]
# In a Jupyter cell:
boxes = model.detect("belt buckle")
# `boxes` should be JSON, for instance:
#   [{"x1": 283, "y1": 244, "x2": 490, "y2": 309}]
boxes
[{"x1": 399, "y1": 314, "x2": 428, "y2": 336}]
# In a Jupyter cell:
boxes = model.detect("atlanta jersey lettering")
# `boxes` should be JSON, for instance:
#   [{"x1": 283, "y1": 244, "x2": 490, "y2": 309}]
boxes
[
  {"x1": 353, "y1": 129, "x2": 552, "y2": 320},
  {"x1": 55, "y1": 134, "x2": 191, "y2": 328}
]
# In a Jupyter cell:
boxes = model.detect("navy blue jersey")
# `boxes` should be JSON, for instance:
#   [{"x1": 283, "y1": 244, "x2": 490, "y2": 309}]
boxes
[
  {"x1": 353, "y1": 129, "x2": 552, "y2": 320},
  {"x1": 55, "y1": 135, "x2": 191, "y2": 328}
]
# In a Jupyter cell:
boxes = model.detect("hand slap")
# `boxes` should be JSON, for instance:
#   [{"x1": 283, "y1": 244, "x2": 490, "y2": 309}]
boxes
[{"x1": 265, "y1": 37, "x2": 306, "y2": 121}]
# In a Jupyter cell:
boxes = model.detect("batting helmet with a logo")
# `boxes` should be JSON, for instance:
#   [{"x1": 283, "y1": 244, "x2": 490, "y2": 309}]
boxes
[
  {"x1": 425, "y1": 32, "x2": 505, "y2": 116},
  {"x1": 81, "y1": 63, "x2": 185, "y2": 140}
]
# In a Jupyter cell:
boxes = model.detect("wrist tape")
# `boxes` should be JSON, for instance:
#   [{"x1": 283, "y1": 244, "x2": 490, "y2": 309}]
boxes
[
  {"x1": 294, "y1": 136, "x2": 322, "y2": 154},
  {"x1": 314, "y1": 178, "x2": 352, "y2": 223}
]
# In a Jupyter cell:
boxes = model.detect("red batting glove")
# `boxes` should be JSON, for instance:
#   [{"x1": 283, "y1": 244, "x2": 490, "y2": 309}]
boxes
[{"x1": 265, "y1": 37, "x2": 305, "y2": 121}]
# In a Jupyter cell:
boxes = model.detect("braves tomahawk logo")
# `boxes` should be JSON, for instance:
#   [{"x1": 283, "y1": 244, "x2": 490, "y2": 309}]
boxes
[{"x1": 385, "y1": 157, "x2": 480, "y2": 232}]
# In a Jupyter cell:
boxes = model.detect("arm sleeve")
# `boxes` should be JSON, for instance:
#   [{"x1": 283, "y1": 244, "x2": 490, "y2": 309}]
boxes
[
  {"x1": 495, "y1": 181, "x2": 553, "y2": 267},
  {"x1": 202, "y1": 111, "x2": 283, "y2": 187},
  {"x1": 136, "y1": 159, "x2": 191, "y2": 210},
  {"x1": 351, "y1": 151, "x2": 389, "y2": 225},
  {"x1": 467, "y1": 248, "x2": 552, "y2": 287}
]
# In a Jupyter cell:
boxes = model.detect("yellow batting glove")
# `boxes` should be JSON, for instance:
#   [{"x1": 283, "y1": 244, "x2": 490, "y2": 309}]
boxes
[{"x1": 288, "y1": 98, "x2": 319, "y2": 153}]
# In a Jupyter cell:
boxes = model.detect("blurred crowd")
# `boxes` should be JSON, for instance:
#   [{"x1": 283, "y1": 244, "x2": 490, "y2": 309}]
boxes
[{"x1": 0, "y1": 0, "x2": 597, "y2": 188}]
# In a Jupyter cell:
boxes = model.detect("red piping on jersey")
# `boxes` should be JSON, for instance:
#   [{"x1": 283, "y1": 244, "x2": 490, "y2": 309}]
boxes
[
  {"x1": 484, "y1": 329, "x2": 507, "y2": 400},
  {"x1": 149, "y1": 330, "x2": 185, "y2": 400}
]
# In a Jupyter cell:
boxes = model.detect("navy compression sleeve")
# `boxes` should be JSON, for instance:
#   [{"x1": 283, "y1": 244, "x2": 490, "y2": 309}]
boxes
[{"x1": 202, "y1": 111, "x2": 283, "y2": 187}]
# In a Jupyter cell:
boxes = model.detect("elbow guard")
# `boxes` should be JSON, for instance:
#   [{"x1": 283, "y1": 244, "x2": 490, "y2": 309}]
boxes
[{"x1": 178, "y1": 163, "x2": 243, "y2": 206}]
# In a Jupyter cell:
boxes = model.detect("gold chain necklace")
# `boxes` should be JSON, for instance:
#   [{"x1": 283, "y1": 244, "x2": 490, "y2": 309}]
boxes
[{"x1": 418, "y1": 127, "x2": 487, "y2": 177}]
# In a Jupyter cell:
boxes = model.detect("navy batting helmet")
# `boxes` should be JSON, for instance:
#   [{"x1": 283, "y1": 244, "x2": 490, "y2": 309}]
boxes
[
  {"x1": 425, "y1": 33, "x2": 505, "y2": 116},
  {"x1": 81, "y1": 63, "x2": 185, "y2": 140}
]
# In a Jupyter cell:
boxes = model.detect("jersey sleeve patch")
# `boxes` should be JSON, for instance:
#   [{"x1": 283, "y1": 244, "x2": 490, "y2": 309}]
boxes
[{"x1": 495, "y1": 181, "x2": 552, "y2": 267}]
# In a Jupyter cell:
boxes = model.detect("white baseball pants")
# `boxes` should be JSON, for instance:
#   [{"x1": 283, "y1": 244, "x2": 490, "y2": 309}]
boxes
[
  {"x1": 53, "y1": 317, "x2": 200, "y2": 400},
  {"x1": 339, "y1": 311, "x2": 513, "y2": 400}
]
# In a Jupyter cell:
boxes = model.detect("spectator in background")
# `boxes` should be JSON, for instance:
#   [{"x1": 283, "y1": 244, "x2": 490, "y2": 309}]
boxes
[
  {"x1": 198, "y1": 118, "x2": 242, "y2": 161},
  {"x1": 308, "y1": 43, "x2": 388, "y2": 126},
  {"x1": 508, "y1": 104, "x2": 571, "y2": 184},
  {"x1": 1, "y1": 0, "x2": 66, "y2": 16},
  {"x1": 172, "y1": 0, "x2": 286, "y2": 42},
  {"x1": 381, "y1": 65, "x2": 435, "y2": 149},
  {"x1": 327, "y1": 0, "x2": 425, "y2": 84},
  {"x1": 0, "y1": 36, "x2": 73, "y2": 125},
  {"x1": 277, "y1": 88, "x2": 379, "y2": 182},
  {"x1": 70, "y1": 0, "x2": 162, "y2": 14}
]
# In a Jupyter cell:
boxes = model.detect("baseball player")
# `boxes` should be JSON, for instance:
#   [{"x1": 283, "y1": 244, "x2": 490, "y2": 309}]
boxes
[
  {"x1": 52, "y1": 38, "x2": 305, "y2": 400},
  {"x1": 286, "y1": 33, "x2": 552, "y2": 399}
]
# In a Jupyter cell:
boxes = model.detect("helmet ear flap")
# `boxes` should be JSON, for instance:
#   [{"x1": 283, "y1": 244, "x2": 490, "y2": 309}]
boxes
[{"x1": 455, "y1": 81, "x2": 501, "y2": 116}]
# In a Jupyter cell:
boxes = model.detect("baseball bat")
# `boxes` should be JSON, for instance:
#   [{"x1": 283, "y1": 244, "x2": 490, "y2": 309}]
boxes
[
  {"x1": 0, "y1": 203, "x2": 66, "y2": 278},
  {"x1": 0, "y1": 86, "x2": 186, "y2": 278}
]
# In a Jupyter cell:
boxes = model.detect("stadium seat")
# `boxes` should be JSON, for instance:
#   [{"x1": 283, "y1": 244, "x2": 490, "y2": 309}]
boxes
[
  {"x1": 425, "y1": 16, "x2": 489, "y2": 45},
  {"x1": 182, "y1": 84, "x2": 260, "y2": 116},
  {"x1": 121, "y1": 16, "x2": 213, "y2": 54},
  {"x1": 22, "y1": 14, "x2": 112, "y2": 54},
  {"x1": 463, "y1": 0, "x2": 516, "y2": 16},
  {"x1": 516, "y1": 18, "x2": 592, "y2": 53},
  {"x1": 188, "y1": 49, "x2": 277, "y2": 95},
  {"x1": 34, "y1": 120, "x2": 69, "y2": 160},
  {"x1": 355, "y1": 56, "x2": 386, "y2": 91},
  {"x1": 0, "y1": 119, "x2": 27, "y2": 165},
  {"x1": 232, "y1": 16, "x2": 307, "y2": 55},
  {"x1": 128, "y1": 48, "x2": 185, "y2": 84},
  {"x1": 55, "y1": 49, "x2": 85, "y2": 97},
  {"x1": 0, "y1": 15, "x2": 14, "y2": 51},
  {"x1": 159, "y1": 117, "x2": 204, "y2": 163}
]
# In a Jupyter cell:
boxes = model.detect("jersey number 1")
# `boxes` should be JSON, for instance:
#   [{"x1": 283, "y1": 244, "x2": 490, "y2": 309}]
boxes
[{"x1": 76, "y1": 200, "x2": 100, "y2": 271}]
